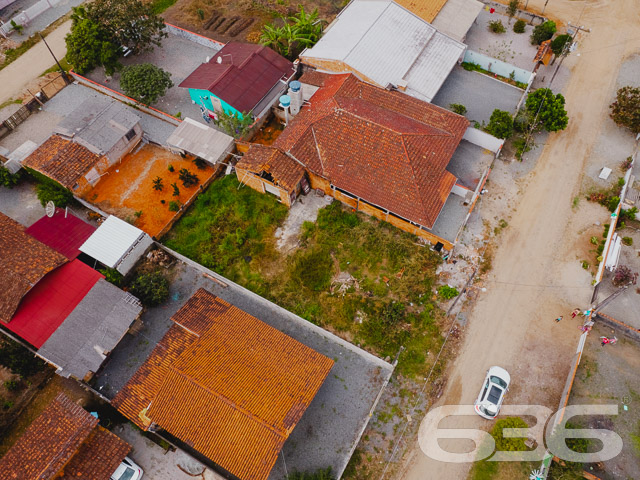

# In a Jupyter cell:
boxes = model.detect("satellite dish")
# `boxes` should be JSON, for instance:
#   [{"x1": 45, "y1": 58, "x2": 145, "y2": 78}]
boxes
[
  {"x1": 216, "y1": 56, "x2": 222, "y2": 64},
  {"x1": 46, "y1": 201, "x2": 55, "y2": 217}
]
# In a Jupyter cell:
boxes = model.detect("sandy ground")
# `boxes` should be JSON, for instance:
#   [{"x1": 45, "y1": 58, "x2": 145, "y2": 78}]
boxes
[
  {"x1": 0, "y1": 20, "x2": 70, "y2": 105},
  {"x1": 398, "y1": 0, "x2": 640, "y2": 479},
  {"x1": 274, "y1": 192, "x2": 332, "y2": 252}
]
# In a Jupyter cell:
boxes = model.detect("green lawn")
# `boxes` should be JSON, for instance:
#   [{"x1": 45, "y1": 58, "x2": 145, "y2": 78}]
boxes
[{"x1": 164, "y1": 175, "x2": 445, "y2": 376}]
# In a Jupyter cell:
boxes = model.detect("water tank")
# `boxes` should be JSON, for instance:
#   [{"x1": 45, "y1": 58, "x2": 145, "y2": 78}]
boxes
[
  {"x1": 289, "y1": 80, "x2": 302, "y2": 92},
  {"x1": 279, "y1": 95, "x2": 291, "y2": 108}
]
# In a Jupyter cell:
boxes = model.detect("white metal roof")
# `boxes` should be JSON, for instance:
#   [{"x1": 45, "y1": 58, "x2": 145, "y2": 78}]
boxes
[
  {"x1": 301, "y1": 0, "x2": 465, "y2": 102},
  {"x1": 431, "y1": 0, "x2": 483, "y2": 42},
  {"x1": 79, "y1": 215, "x2": 145, "y2": 268},
  {"x1": 166, "y1": 117, "x2": 235, "y2": 164}
]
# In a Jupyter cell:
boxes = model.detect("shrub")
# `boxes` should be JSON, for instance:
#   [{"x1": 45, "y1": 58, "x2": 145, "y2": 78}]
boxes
[
  {"x1": 99, "y1": 267, "x2": 123, "y2": 286},
  {"x1": 610, "y1": 86, "x2": 640, "y2": 134},
  {"x1": 450, "y1": 103, "x2": 467, "y2": 115},
  {"x1": 168, "y1": 200, "x2": 180, "y2": 211},
  {"x1": 197, "y1": 8, "x2": 204, "y2": 20},
  {"x1": 178, "y1": 168, "x2": 199, "y2": 188},
  {"x1": 0, "y1": 165, "x2": 21, "y2": 188},
  {"x1": 619, "y1": 207, "x2": 638, "y2": 222},
  {"x1": 607, "y1": 196, "x2": 620, "y2": 212},
  {"x1": 530, "y1": 20, "x2": 556, "y2": 45},
  {"x1": 287, "y1": 468, "x2": 334, "y2": 480},
  {"x1": 613, "y1": 265, "x2": 636, "y2": 287},
  {"x1": 486, "y1": 109, "x2": 514, "y2": 139},
  {"x1": 621, "y1": 156, "x2": 633, "y2": 171},
  {"x1": 120, "y1": 63, "x2": 173, "y2": 105},
  {"x1": 290, "y1": 248, "x2": 333, "y2": 291},
  {"x1": 152, "y1": 176, "x2": 163, "y2": 191},
  {"x1": 10, "y1": 20, "x2": 23, "y2": 34},
  {"x1": 171, "y1": 182, "x2": 180, "y2": 197},
  {"x1": 437, "y1": 285, "x2": 459, "y2": 300},
  {"x1": 129, "y1": 272, "x2": 170, "y2": 307},
  {"x1": 35, "y1": 180, "x2": 73, "y2": 208},
  {"x1": 3, "y1": 379, "x2": 21, "y2": 391},
  {"x1": 507, "y1": 0, "x2": 520, "y2": 19},
  {"x1": 168, "y1": 164, "x2": 174, "y2": 172},
  {"x1": 488, "y1": 20, "x2": 506, "y2": 34},
  {"x1": 193, "y1": 157, "x2": 207, "y2": 170},
  {"x1": 513, "y1": 137, "x2": 532, "y2": 160},
  {"x1": 513, "y1": 19, "x2": 526, "y2": 33},
  {"x1": 623, "y1": 237, "x2": 633, "y2": 246},
  {"x1": 491, "y1": 417, "x2": 529, "y2": 451},
  {"x1": 0, "y1": 341, "x2": 47, "y2": 377}
]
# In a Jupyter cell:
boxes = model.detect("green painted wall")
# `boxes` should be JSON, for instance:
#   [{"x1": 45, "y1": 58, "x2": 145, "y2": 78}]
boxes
[{"x1": 187, "y1": 88, "x2": 243, "y2": 119}]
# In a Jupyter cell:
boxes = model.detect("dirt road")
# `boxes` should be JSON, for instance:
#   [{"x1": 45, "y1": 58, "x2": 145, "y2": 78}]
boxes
[
  {"x1": 0, "y1": 20, "x2": 71, "y2": 105},
  {"x1": 399, "y1": 0, "x2": 640, "y2": 479}
]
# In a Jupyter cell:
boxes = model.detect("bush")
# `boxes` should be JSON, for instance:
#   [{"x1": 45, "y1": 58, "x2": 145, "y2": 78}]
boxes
[
  {"x1": 193, "y1": 157, "x2": 207, "y2": 170},
  {"x1": 622, "y1": 236, "x2": 633, "y2": 246},
  {"x1": 152, "y1": 176, "x2": 163, "y2": 191},
  {"x1": 129, "y1": 272, "x2": 170, "y2": 307},
  {"x1": 488, "y1": 20, "x2": 506, "y2": 34},
  {"x1": 99, "y1": 267, "x2": 123, "y2": 286},
  {"x1": 513, "y1": 19, "x2": 526, "y2": 33},
  {"x1": 3, "y1": 379, "x2": 21, "y2": 391},
  {"x1": 619, "y1": 207, "x2": 638, "y2": 222},
  {"x1": 621, "y1": 156, "x2": 633, "y2": 171},
  {"x1": 450, "y1": 103, "x2": 467, "y2": 115},
  {"x1": 171, "y1": 182, "x2": 180, "y2": 197},
  {"x1": 120, "y1": 63, "x2": 173, "y2": 105},
  {"x1": 437, "y1": 285, "x2": 459, "y2": 300},
  {"x1": 168, "y1": 200, "x2": 180, "y2": 212},
  {"x1": 486, "y1": 109, "x2": 514, "y2": 139},
  {"x1": 491, "y1": 417, "x2": 529, "y2": 451},
  {"x1": 287, "y1": 467, "x2": 334, "y2": 480},
  {"x1": 610, "y1": 86, "x2": 640, "y2": 134},
  {"x1": 613, "y1": 265, "x2": 636, "y2": 287},
  {"x1": 178, "y1": 168, "x2": 199, "y2": 188},
  {"x1": 35, "y1": 180, "x2": 73, "y2": 208},
  {"x1": 290, "y1": 248, "x2": 333, "y2": 291},
  {"x1": 0, "y1": 165, "x2": 21, "y2": 188},
  {"x1": 530, "y1": 20, "x2": 556, "y2": 45},
  {"x1": 507, "y1": 0, "x2": 520, "y2": 18},
  {"x1": 551, "y1": 34, "x2": 572, "y2": 55},
  {"x1": 168, "y1": 164, "x2": 174, "y2": 172},
  {"x1": 0, "y1": 341, "x2": 47, "y2": 377},
  {"x1": 513, "y1": 137, "x2": 532, "y2": 160},
  {"x1": 607, "y1": 196, "x2": 620, "y2": 212}
]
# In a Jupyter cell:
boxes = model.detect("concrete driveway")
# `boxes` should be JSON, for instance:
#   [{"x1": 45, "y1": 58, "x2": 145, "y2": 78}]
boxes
[{"x1": 432, "y1": 66, "x2": 523, "y2": 124}]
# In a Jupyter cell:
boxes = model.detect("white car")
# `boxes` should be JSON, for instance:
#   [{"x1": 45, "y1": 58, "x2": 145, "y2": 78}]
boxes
[
  {"x1": 474, "y1": 366, "x2": 510, "y2": 419},
  {"x1": 111, "y1": 456, "x2": 143, "y2": 480}
]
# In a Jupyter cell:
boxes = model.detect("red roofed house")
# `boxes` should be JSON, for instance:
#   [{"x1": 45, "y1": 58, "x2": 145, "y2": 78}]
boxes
[
  {"x1": 25, "y1": 207, "x2": 96, "y2": 260},
  {"x1": 179, "y1": 42, "x2": 296, "y2": 121},
  {"x1": 0, "y1": 392, "x2": 131, "y2": 480},
  {"x1": 236, "y1": 72, "x2": 497, "y2": 250}
]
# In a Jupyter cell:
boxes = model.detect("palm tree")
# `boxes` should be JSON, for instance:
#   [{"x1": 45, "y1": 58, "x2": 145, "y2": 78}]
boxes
[
  {"x1": 152, "y1": 176, "x2": 163, "y2": 191},
  {"x1": 259, "y1": 5, "x2": 325, "y2": 60}
]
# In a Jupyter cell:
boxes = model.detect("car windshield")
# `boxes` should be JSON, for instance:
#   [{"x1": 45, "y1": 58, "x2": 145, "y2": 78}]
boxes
[
  {"x1": 490, "y1": 375, "x2": 507, "y2": 388},
  {"x1": 481, "y1": 404, "x2": 497, "y2": 416},
  {"x1": 117, "y1": 467, "x2": 136, "y2": 480},
  {"x1": 487, "y1": 385, "x2": 502, "y2": 404}
]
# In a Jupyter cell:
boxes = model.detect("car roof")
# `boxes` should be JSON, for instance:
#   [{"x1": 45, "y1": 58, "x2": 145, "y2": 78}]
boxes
[{"x1": 487, "y1": 366, "x2": 510, "y2": 385}]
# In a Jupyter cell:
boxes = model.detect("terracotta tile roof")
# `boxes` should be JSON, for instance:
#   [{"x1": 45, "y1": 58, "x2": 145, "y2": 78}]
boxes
[
  {"x1": 179, "y1": 43, "x2": 294, "y2": 114},
  {"x1": 0, "y1": 212, "x2": 67, "y2": 324},
  {"x1": 23, "y1": 135, "x2": 102, "y2": 190},
  {"x1": 272, "y1": 73, "x2": 468, "y2": 228},
  {"x1": 395, "y1": 0, "x2": 447, "y2": 22},
  {"x1": 236, "y1": 144, "x2": 306, "y2": 192},
  {"x1": 59, "y1": 426, "x2": 131, "y2": 480},
  {"x1": 0, "y1": 393, "x2": 98, "y2": 480},
  {"x1": 113, "y1": 289, "x2": 333, "y2": 480}
]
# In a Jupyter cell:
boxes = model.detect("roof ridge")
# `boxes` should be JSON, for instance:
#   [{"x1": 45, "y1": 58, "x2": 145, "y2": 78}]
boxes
[
  {"x1": 400, "y1": 135, "x2": 433, "y2": 227},
  {"x1": 309, "y1": 126, "x2": 326, "y2": 175}
]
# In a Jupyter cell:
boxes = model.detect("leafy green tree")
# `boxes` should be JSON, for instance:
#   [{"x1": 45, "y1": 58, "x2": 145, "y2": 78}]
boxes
[
  {"x1": 66, "y1": 9, "x2": 120, "y2": 75},
  {"x1": 525, "y1": 88, "x2": 569, "y2": 132},
  {"x1": 530, "y1": 20, "x2": 556, "y2": 45},
  {"x1": 550, "y1": 34, "x2": 572, "y2": 56},
  {"x1": 260, "y1": 5, "x2": 324, "y2": 59},
  {"x1": 120, "y1": 63, "x2": 173, "y2": 105},
  {"x1": 0, "y1": 165, "x2": 20, "y2": 188},
  {"x1": 35, "y1": 181, "x2": 73, "y2": 207},
  {"x1": 0, "y1": 340, "x2": 47, "y2": 377},
  {"x1": 214, "y1": 109, "x2": 254, "y2": 138},
  {"x1": 610, "y1": 86, "x2": 640, "y2": 134},
  {"x1": 486, "y1": 109, "x2": 514, "y2": 139},
  {"x1": 152, "y1": 176, "x2": 164, "y2": 191},
  {"x1": 507, "y1": 0, "x2": 520, "y2": 20},
  {"x1": 130, "y1": 272, "x2": 169, "y2": 307},
  {"x1": 82, "y1": 0, "x2": 167, "y2": 54}
]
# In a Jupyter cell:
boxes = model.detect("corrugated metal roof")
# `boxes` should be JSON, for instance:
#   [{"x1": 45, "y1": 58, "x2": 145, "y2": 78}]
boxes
[
  {"x1": 166, "y1": 118, "x2": 234, "y2": 164},
  {"x1": 25, "y1": 208, "x2": 96, "y2": 260},
  {"x1": 79, "y1": 216, "x2": 146, "y2": 269},
  {"x1": 431, "y1": 0, "x2": 483, "y2": 42},
  {"x1": 301, "y1": 0, "x2": 465, "y2": 103}
]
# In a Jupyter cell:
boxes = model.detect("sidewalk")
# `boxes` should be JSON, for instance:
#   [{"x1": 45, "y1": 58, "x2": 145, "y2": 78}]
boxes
[{"x1": 0, "y1": 19, "x2": 70, "y2": 104}]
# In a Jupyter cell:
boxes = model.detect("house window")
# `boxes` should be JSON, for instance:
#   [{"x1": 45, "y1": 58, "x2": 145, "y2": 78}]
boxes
[{"x1": 125, "y1": 128, "x2": 136, "y2": 141}]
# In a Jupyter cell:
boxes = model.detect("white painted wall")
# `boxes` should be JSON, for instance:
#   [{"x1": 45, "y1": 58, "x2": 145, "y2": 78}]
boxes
[
  {"x1": 116, "y1": 233, "x2": 154, "y2": 275},
  {"x1": 463, "y1": 127, "x2": 504, "y2": 153}
]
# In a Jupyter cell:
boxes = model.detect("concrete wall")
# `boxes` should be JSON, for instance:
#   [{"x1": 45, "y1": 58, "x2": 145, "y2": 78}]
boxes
[
  {"x1": 164, "y1": 23, "x2": 224, "y2": 51},
  {"x1": 463, "y1": 50, "x2": 534, "y2": 86},
  {"x1": 116, "y1": 233, "x2": 154, "y2": 275},
  {"x1": 235, "y1": 167, "x2": 292, "y2": 206},
  {"x1": 104, "y1": 124, "x2": 143, "y2": 166},
  {"x1": 463, "y1": 127, "x2": 504, "y2": 153}
]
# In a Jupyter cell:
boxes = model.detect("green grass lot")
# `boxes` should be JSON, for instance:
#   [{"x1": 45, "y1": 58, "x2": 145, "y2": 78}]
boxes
[{"x1": 164, "y1": 176, "x2": 446, "y2": 376}]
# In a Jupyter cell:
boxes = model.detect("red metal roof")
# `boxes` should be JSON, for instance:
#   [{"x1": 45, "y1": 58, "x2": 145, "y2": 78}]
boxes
[
  {"x1": 25, "y1": 209, "x2": 96, "y2": 260},
  {"x1": 179, "y1": 43, "x2": 294, "y2": 114},
  {"x1": 5, "y1": 260, "x2": 103, "y2": 348}
]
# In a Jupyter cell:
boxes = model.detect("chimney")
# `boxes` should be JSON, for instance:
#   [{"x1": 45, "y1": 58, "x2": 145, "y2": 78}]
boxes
[
  {"x1": 288, "y1": 80, "x2": 303, "y2": 116},
  {"x1": 397, "y1": 79, "x2": 408, "y2": 92}
]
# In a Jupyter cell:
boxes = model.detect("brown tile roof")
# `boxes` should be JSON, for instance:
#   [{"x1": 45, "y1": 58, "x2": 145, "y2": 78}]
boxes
[
  {"x1": 23, "y1": 135, "x2": 101, "y2": 190},
  {"x1": 271, "y1": 73, "x2": 468, "y2": 228},
  {"x1": 0, "y1": 212, "x2": 67, "y2": 324},
  {"x1": 395, "y1": 0, "x2": 447, "y2": 22},
  {"x1": 236, "y1": 144, "x2": 306, "y2": 192},
  {"x1": 59, "y1": 426, "x2": 131, "y2": 480},
  {"x1": 0, "y1": 393, "x2": 98, "y2": 480},
  {"x1": 113, "y1": 289, "x2": 334, "y2": 480}
]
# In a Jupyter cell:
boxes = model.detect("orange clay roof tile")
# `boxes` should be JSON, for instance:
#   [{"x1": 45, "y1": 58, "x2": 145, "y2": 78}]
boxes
[
  {"x1": 113, "y1": 289, "x2": 333, "y2": 480},
  {"x1": 236, "y1": 144, "x2": 306, "y2": 193}
]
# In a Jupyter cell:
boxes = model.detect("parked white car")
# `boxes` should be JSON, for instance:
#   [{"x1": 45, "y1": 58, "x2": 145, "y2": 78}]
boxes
[
  {"x1": 474, "y1": 366, "x2": 510, "y2": 420},
  {"x1": 111, "y1": 456, "x2": 143, "y2": 480}
]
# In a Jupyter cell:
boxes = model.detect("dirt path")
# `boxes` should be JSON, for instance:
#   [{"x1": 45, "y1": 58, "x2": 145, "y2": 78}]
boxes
[
  {"x1": 399, "y1": 0, "x2": 640, "y2": 479},
  {"x1": 0, "y1": 20, "x2": 71, "y2": 105}
]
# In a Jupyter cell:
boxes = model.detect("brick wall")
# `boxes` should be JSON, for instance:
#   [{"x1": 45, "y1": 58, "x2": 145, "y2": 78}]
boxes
[{"x1": 299, "y1": 58, "x2": 380, "y2": 87}]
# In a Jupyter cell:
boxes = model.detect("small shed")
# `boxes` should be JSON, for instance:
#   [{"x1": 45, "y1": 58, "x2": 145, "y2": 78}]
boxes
[
  {"x1": 166, "y1": 117, "x2": 235, "y2": 165},
  {"x1": 79, "y1": 216, "x2": 153, "y2": 275}
]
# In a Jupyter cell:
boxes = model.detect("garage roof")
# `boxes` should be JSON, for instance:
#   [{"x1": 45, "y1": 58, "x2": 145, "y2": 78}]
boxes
[
  {"x1": 431, "y1": 0, "x2": 483, "y2": 42},
  {"x1": 166, "y1": 117, "x2": 234, "y2": 164},
  {"x1": 79, "y1": 216, "x2": 145, "y2": 269}
]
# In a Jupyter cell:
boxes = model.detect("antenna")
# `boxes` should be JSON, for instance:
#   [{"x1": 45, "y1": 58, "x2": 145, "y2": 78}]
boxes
[{"x1": 45, "y1": 201, "x2": 55, "y2": 218}]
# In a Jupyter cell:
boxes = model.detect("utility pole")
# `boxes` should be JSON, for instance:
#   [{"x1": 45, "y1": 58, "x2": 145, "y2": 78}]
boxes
[{"x1": 38, "y1": 32, "x2": 70, "y2": 84}]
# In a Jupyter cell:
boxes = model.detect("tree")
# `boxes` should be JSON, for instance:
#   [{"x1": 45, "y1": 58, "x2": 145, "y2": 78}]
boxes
[
  {"x1": 507, "y1": 0, "x2": 520, "y2": 21},
  {"x1": 491, "y1": 417, "x2": 529, "y2": 451},
  {"x1": 82, "y1": 0, "x2": 166, "y2": 54},
  {"x1": 152, "y1": 176, "x2": 164, "y2": 191},
  {"x1": 486, "y1": 109, "x2": 514, "y2": 139},
  {"x1": 0, "y1": 165, "x2": 20, "y2": 188},
  {"x1": 35, "y1": 181, "x2": 73, "y2": 208},
  {"x1": 178, "y1": 168, "x2": 199, "y2": 188},
  {"x1": 120, "y1": 63, "x2": 173, "y2": 105},
  {"x1": 610, "y1": 86, "x2": 640, "y2": 134},
  {"x1": 530, "y1": 20, "x2": 556, "y2": 45},
  {"x1": 525, "y1": 88, "x2": 568, "y2": 132},
  {"x1": 214, "y1": 109, "x2": 254, "y2": 138},
  {"x1": 66, "y1": 8, "x2": 120, "y2": 74},
  {"x1": 550, "y1": 34, "x2": 572, "y2": 56},
  {"x1": 129, "y1": 272, "x2": 169, "y2": 307},
  {"x1": 171, "y1": 182, "x2": 180, "y2": 197},
  {"x1": 260, "y1": 5, "x2": 324, "y2": 59}
]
